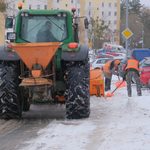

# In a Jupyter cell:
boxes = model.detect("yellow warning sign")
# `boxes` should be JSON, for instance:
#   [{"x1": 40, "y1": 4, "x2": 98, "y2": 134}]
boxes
[{"x1": 122, "y1": 28, "x2": 133, "y2": 39}]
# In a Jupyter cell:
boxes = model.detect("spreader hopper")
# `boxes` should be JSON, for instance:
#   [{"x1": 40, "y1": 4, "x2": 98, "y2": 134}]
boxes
[
  {"x1": 11, "y1": 42, "x2": 61, "y2": 70},
  {"x1": 10, "y1": 42, "x2": 61, "y2": 86}
]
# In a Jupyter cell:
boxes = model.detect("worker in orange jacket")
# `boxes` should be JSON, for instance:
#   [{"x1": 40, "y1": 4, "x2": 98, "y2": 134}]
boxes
[
  {"x1": 123, "y1": 58, "x2": 142, "y2": 97},
  {"x1": 103, "y1": 59, "x2": 120, "y2": 91}
]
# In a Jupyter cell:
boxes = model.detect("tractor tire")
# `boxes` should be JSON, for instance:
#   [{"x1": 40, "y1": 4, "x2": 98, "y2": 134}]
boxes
[
  {"x1": 65, "y1": 61, "x2": 90, "y2": 119},
  {"x1": 0, "y1": 62, "x2": 22, "y2": 119}
]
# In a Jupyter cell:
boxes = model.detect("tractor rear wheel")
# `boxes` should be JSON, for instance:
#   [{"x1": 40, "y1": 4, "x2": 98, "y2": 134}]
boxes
[
  {"x1": 65, "y1": 61, "x2": 90, "y2": 119},
  {"x1": 0, "y1": 62, "x2": 22, "y2": 119}
]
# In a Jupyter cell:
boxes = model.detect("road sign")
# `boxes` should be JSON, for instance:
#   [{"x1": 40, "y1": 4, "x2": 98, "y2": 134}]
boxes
[{"x1": 122, "y1": 28, "x2": 133, "y2": 40}]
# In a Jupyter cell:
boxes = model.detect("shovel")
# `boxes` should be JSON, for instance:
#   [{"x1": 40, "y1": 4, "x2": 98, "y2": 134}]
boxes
[{"x1": 106, "y1": 80, "x2": 125, "y2": 97}]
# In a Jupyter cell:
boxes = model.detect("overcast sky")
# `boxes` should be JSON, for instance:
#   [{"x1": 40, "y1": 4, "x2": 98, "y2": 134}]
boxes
[{"x1": 140, "y1": 0, "x2": 150, "y2": 7}]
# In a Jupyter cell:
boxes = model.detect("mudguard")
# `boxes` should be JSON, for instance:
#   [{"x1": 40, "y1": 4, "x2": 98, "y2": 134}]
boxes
[
  {"x1": 0, "y1": 45, "x2": 20, "y2": 61},
  {"x1": 61, "y1": 45, "x2": 89, "y2": 61}
]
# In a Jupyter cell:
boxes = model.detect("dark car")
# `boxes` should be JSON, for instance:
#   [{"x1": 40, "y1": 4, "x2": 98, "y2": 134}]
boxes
[{"x1": 139, "y1": 57, "x2": 150, "y2": 87}]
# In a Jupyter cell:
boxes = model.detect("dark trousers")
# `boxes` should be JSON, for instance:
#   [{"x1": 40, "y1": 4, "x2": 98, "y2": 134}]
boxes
[
  {"x1": 126, "y1": 71, "x2": 142, "y2": 97},
  {"x1": 105, "y1": 77, "x2": 112, "y2": 91}
]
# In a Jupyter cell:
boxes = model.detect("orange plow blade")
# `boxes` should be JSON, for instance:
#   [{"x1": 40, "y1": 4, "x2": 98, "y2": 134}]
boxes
[
  {"x1": 90, "y1": 68, "x2": 105, "y2": 97},
  {"x1": 11, "y1": 42, "x2": 61, "y2": 70},
  {"x1": 106, "y1": 92, "x2": 114, "y2": 97},
  {"x1": 106, "y1": 80, "x2": 125, "y2": 98}
]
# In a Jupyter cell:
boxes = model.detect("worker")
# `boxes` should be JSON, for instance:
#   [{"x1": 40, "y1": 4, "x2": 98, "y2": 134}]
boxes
[
  {"x1": 123, "y1": 58, "x2": 142, "y2": 97},
  {"x1": 102, "y1": 59, "x2": 120, "y2": 91},
  {"x1": 36, "y1": 21, "x2": 57, "y2": 42}
]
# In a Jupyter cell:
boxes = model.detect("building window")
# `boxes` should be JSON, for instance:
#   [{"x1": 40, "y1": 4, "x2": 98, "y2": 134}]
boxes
[
  {"x1": 78, "y1": 8, "x2": 80, "y2": 15},
  {"x1": 57, "y1": 0, "x2": 59, "y2": 3},
  {"x1": 71, "y1": 0, "x2": 73, "y2": 3},
  {"x1": 102, "y1": 2, "x2": 104, "y2": 7},
  {"x1": 114, "y1": 11, "x2": 117, "y2": 16},
  {"x1": 109, "y1": 3, "x2": 111, "y2": 7},
  {"x1": 66, "y1": 4, "x2": 68, "y2": 7},
  {"x1": 114, "y1": 3, "x2": 117, "y2": 7},
  {"x1": 89, "y1": 11, "x2": 91, "y2": 16},
  {"x1": 29, "y1": 4, "x2": 31, "y2": 9},
  {"x1": 89, "y1": 2, "x2": 91, "y2": 6},
  {"x1": 37, "y1": 5, "x2": 40, "y2": 9},
  {"x1": 108, "y1": 20, "x2": 111, "y2": 24},
  {"x1": 102, "y1": 11, "x2": 104, "y2": 16},
  {"x1": 108, "y1": 11, "x2": 111, "y2": 16},
  {"x1": 44, "y1": 5, "x2": 47, "y2": 10}
]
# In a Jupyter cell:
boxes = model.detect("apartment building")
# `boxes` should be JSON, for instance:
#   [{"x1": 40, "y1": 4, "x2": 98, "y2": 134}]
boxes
[
  {"x1": 84, "y1": 0, "x2": 120, "y2": 44},
  {"x1": 0, "y1": 13, "x2": 5, "y2": 44}
]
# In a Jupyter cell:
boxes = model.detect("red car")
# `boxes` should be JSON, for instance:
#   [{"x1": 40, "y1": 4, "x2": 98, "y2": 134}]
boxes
[{"x1": 139, "y1": 57, "x2": 150, "y2": 87}]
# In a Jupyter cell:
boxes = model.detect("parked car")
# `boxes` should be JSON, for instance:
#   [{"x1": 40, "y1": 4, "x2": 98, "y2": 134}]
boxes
[
  {"x1": 91, "y1": 58, "x2": 113, "y2": 69},
  {"x1": 139, "y1": 57, "x2": 150, "y2": 87},
  {"x1": 131, "y1": 48, "x2": 150, "y2": 61}
]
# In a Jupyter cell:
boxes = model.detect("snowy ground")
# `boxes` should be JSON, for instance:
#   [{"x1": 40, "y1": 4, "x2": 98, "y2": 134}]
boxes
[{"x1": 20, "y1": 77, "x2": 150, "y2": 150}]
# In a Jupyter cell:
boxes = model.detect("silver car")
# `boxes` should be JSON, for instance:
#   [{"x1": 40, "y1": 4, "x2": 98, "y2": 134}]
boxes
[{"x1": 91, "y1": 58, "x2": 114, "y2": 69}]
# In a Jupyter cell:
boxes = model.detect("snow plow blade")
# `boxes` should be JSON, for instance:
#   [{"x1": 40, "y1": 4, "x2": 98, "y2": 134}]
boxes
[
  {"x1": 90, "y1": 68, "x2": 104, "y2": 97},
  {"x1": 106, "y1": 80, "x2": 125, "y2": 97}
]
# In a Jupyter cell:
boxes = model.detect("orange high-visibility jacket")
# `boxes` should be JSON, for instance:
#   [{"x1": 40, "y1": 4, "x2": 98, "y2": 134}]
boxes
[
  {"x1": 125, "y1": 59, "x2": 139, "y2": 71},
  {"x1": 103, "y1": 60, "x2": 113, "y2": 73}
]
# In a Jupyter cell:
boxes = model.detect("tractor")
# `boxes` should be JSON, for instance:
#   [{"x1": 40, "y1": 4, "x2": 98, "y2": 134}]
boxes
[{"x1": 0, "y1": 8, "x2": 90, "y2": 119}]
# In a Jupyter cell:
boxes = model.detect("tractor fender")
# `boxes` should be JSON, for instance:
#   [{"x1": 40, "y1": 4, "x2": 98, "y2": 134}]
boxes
[
  {"x1": 0, "y1": 45, "x2": 20, "y2": 61},
  {"x1": 61, "y1": 45, "x2": 89, "y2": 61}
]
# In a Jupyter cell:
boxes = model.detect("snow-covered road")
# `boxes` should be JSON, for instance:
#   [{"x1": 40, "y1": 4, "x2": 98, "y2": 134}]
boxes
[{"x1": 19, "y1": 81, "x2": 150, "y2": 150}]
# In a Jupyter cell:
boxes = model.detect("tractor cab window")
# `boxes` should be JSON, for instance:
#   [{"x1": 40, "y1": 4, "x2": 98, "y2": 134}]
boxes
[{"x1": 20, "y1": 14, "x2": 67, "y2": 42}]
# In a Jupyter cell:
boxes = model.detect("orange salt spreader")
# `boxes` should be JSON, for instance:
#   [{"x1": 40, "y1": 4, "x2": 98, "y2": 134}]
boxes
[
  {"x1": 90, "y1": 68, "x2": 105, "y2": 97},
  {"x1": 11, "y1": 42, "x2": 61, "y2": 86}
]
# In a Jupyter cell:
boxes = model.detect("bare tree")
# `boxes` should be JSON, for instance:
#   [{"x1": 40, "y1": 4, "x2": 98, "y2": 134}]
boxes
[
  {"x1": 140, "y1": 8, "x2": 150, "y2": 48},
  {"x1": 88, "y1": 18, "x2": 109, "y2": 49},
  {"x1": 0, "y1": 0, "x2": 6, "y2": 12}
]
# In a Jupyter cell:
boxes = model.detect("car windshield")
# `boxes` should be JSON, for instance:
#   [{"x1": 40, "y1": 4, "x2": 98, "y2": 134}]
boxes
[
  {"x1": 20, "y1": 15, "x2": 67, "y2": 42},
  {"x1": 95, "y1": 59, "x2": 112, "y2": 64}
]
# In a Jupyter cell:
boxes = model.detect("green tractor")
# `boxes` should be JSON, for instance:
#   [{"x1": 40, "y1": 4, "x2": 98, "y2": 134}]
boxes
[{"x1": 0, "y1": 9, "x2": 90, "y2": 119}]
